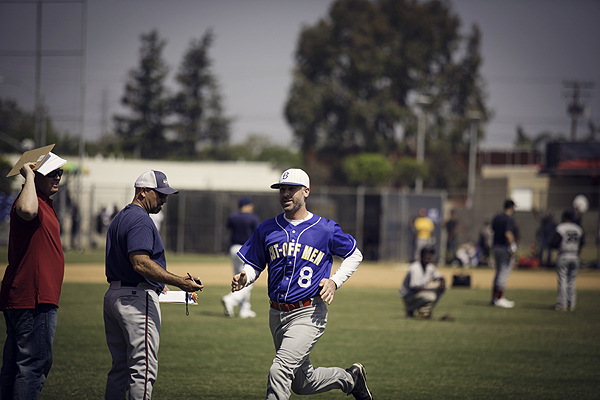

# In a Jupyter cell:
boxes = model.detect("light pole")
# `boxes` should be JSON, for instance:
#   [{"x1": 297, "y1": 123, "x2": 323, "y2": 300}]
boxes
[
  {"x1": 415, "y1": 95, "x2": 430, "y2": 194},
  {"x1": 467, "y1": 110, "x2": 482, "y2": 210}
]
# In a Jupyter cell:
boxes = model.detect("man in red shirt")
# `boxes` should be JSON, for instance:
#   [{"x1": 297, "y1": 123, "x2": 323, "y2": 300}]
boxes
[{"x1": 0, "y1": 160, "x2": 66, "y2": 399}]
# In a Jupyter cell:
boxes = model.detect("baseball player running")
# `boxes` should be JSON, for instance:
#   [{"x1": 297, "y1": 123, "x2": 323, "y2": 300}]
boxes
[
  {"x1": 231, "y1": 168, "x2": 373, "y2": 400},
  {"x1": 550, "y1": 209, "x2": 585, "y2": 311}
]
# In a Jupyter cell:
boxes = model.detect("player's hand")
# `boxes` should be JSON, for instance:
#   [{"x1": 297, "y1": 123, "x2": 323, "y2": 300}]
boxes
[
  {"x1": 181, "y1": 275, "x2": 203, "y2": 292},
  {"x1": 232, "y1": 271, "x2": 247, "y2": 292},
  {"x1": 319, "y1": 279, "x2": 337, "y2": 305}
]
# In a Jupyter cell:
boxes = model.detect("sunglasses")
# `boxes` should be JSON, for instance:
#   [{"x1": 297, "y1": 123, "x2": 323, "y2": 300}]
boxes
[
  {"x1": 151, "y1": 189, "x2": 168, "y2": 199},
  {"x1": 46, "y1": 169, "x2": 64, "y2": 178}
]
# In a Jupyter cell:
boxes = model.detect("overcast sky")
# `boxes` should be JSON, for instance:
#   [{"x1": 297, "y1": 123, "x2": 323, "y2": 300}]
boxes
[{"x1": 0, "y1": 0, "x2": 598, "y2": 150}]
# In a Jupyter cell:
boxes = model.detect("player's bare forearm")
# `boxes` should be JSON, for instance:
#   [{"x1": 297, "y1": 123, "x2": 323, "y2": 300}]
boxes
[
  {"x1": 319, "y1": 278, "x2": 337, "y2": 305},
  {"x1": 130, "y1": 251, "x2": 203, "y2": 292},
  {"x1": 232, "y1": 271, "x2": 247, "y2": 292}
]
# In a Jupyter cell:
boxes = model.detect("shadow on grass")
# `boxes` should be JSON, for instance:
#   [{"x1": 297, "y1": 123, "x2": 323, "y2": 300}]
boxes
[
  {"x1": 519, "y1": 303, "x2": 559, "y2": 311},
  {"x1": 463, "y1": 299, "x2": 493, "y2": 307}
]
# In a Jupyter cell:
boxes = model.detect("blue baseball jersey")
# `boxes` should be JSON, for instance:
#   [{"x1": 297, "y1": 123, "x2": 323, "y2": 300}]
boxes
[
  {"x1": 237, "y1": 213, "x2": 357, "y2": 303},
  {"x1": 105, "y1": 204, "x2": 166, "y2": 292}
]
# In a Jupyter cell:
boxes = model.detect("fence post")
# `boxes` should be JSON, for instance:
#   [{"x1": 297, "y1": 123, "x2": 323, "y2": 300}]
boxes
[
  {"x1": 356, "y1": 186, "x2": 365, "y2": 251},
  {"x1": 214, "y1": 192, "x2": 225, "y2": 253},
  {"x1": 378, "y1": 188, "x2": 389, "y2": 261},
  {"x1": 400, "y1": 190, "x2": 409, "y2": 262},
  {"x1": 88, "y1": 184, "x2": 94, "y2": 248},
  {"x1": 177, "y1": 191, "x2": 186, "y2": 254}
]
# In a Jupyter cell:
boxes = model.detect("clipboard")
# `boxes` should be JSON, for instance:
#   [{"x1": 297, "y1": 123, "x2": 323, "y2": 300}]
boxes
[{"x1": 6, "y1": 144, "x2": 55, "y2": 177}]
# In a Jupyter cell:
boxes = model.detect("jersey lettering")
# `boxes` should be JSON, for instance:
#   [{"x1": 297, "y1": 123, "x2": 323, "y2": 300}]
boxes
[
  {"x1": 268, "y1": 242, "x2": 325, "y2": 267},
  {"x1": 301, "y1": 245, "x2": 314, "y2": 260},
  {"x1": 269, "y1": 244, "x2": 279, "y2": 261},
  {"x1": 290, "y1": 242, "x2": 302, "y2": 257}
]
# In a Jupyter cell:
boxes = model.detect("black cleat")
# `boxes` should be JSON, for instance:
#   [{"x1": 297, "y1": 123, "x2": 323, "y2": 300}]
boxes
[{"x1": 346, "y1": 363, "x2": 373, "y2": 400}]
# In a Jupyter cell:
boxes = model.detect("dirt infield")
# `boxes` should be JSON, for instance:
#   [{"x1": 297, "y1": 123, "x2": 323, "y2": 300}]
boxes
[{"x1": 63, "y1": 262, "x2": 600, "y2": 290}]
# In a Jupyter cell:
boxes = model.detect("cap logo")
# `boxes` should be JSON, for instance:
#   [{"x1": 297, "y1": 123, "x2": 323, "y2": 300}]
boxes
[
  {"x1": 282, "y1": 172, "x2": 289, "y2": 179},
  {"x1": 162, "y1": 179, "x2": 168, "y2": 186}
]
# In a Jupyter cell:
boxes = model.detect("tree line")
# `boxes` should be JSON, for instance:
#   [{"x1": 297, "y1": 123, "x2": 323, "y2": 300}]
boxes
[{"x1": 4, "y1": 0, "x2": 582, "y2": 191}]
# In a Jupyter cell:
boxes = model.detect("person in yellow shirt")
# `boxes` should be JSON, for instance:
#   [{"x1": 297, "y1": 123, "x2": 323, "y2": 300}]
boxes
[{"x1": 413, "y1": 208, "x2": 435, "y2": 261}]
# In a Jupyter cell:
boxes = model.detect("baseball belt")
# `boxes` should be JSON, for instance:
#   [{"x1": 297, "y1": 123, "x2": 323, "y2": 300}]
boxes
[{"x1": 270, "y1": 298, "x2": 313, "y2": 312}]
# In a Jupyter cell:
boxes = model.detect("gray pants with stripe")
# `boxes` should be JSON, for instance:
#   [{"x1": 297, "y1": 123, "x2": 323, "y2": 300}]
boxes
[
  {"x1": 266, "y1": 298, "x2": 354, "y2": 399},
  {"x1": 493, "y1": 245, "x2": 515, "y2": 291},
  {"x1": 556, "y1": 254, "x2": 580, "y2": 308},
  {"x1": 104, "y1": 282, "x2": 161, "y2": 400}
]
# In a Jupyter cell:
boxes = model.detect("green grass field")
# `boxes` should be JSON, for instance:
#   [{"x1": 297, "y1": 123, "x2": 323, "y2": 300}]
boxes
[{"x1": 1, "y1": 282, "x2": 597, "y2": 399}]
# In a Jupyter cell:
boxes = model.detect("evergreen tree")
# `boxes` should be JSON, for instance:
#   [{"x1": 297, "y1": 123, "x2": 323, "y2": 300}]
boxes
[
  {"x1": 172, "y1": 29, "x2": 231, "y2": 159},
  {"x1": 114, "y1": 30, "x2": 170, "y2": 159}
]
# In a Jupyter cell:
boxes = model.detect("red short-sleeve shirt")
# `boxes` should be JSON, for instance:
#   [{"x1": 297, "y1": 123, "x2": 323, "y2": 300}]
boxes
[{"x1": 0, "y1": 194, "x2": 65, "y2": 309}]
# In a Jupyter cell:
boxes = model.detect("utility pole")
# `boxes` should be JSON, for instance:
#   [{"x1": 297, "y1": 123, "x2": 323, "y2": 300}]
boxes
[
  {"x1": 415, "y1": 95, "x2": 430, "y2": 194},
  {"x1": 35, "y1": 0, "x2": 43, "y2": 147},
  {"x1": 564, "y1": 80, "x2": 594, "y2": 141},
  {"x1": 101, "y1": 89, "x2": 109, "y2": 136},
  {"x1": 467, "y1": 110, "x2": 482, "y2": 211}
]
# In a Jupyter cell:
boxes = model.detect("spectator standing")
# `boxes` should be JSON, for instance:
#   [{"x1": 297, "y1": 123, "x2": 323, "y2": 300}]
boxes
[
  {"x1": 412, "y1": 207, "x2": 435, "y2": 261},
  {"x1": 0, "y1": 153, "x2": 67, "y2": 399},
  {"x1": 443, "y1": 209, "x2": 459, "y2": 264},
  {"x1": 101, "y1": 207, "x2": 112, "y2": 231},
  {"x1": 478, "y1": 220, "x2": 493, "y2": 267},
  {"x1": 490, "y1": 199, "x2": 517, "y2": 308},
  {"x1": 551, "y1": 210, "x2": 585, "y2": 311},
  {"x1": 533, "y1": 210, "x2": 556, "y2": 267},
  {"x1": 103, "y1": 170, "x2": 203, "y2": 399},
  {"x1": 70, "y1": 202, "x2": 81, "y2": 251},
  {"x1": 221, "y1": 196, "x2": 261, "y2": 318},
  {"x1": 400, "y1": 247, "x2": 446, "y2": 319}
]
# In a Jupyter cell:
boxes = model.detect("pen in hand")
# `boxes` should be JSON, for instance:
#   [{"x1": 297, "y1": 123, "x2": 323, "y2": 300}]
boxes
[{"x1": 187, "y1": 273, "x2": 203, "y2": 291}]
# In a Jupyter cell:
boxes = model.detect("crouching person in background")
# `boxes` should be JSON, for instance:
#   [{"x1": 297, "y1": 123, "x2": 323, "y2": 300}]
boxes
[{"x1": 400, "y1": 247, "x2": 446, "y2": 319}]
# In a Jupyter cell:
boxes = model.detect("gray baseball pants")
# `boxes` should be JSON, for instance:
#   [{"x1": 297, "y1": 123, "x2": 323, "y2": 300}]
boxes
[
  {"x1": 104, "y1": 282, "x2": 161, "y2": 400},
  {"x1": 493, "y1": 245, "x2": 514, "y2": 291},
  {"x1": 556, "y1": 254, "x2": 580, "y2": 309},
  {"x1": 266, "y1": 298, "x2": 354, "y2": 400}
]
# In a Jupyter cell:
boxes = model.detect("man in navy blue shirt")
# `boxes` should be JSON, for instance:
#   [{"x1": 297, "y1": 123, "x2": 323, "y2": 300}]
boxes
[
  {"x1": 491, "y1": 199, "x2": 517, "y2": 308},
  {"x1": 222, "y1": 196, "x2": 261, "y2": 318},
  {"x1": 103, "y1": 170, "x2": 203, "y2": 400}
]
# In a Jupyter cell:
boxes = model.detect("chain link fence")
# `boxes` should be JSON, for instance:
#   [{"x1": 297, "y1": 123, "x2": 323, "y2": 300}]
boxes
[{"x1": 1, "y1": 180, "x2": 596, "y2": 264}]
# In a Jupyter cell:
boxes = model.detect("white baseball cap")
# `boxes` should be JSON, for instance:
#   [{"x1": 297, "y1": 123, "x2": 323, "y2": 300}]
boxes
[
  {"x1": 134, "y1": 170, "x2": 179, "y2": 195},
  {"x1": 270, "y1": 168, "x2": 310, "y2": 189}
]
